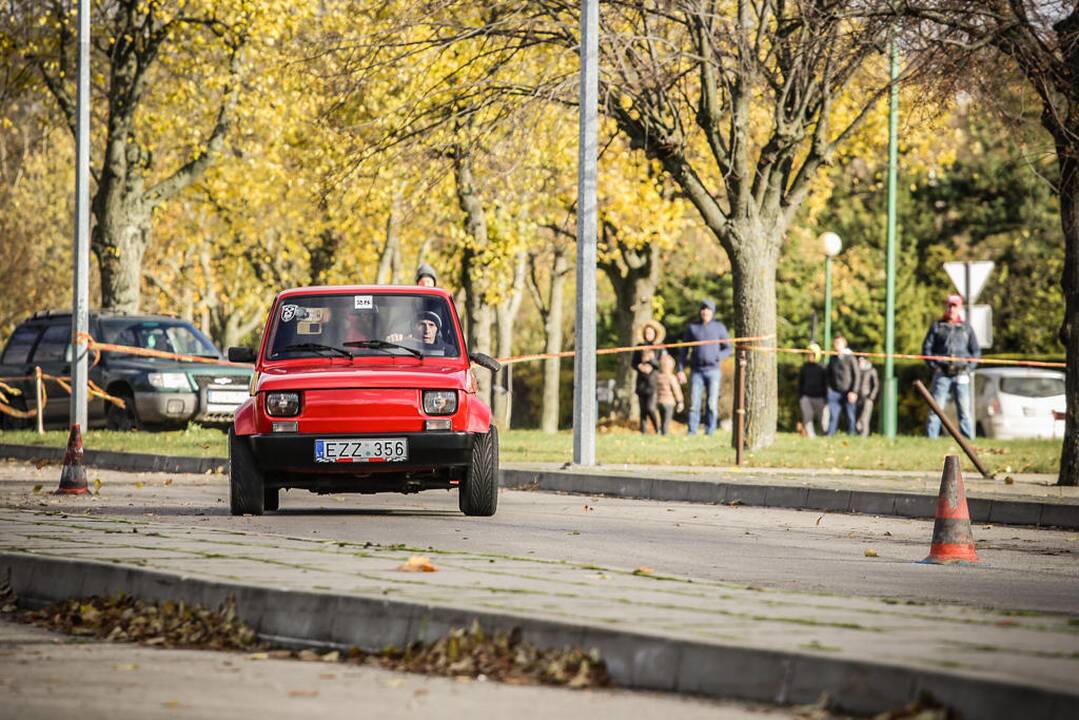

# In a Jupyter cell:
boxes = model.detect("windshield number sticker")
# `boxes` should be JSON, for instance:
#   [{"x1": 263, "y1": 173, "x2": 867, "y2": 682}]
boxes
[{"x1": 354, "y1": 295, "x2": 373, "y2": 310}]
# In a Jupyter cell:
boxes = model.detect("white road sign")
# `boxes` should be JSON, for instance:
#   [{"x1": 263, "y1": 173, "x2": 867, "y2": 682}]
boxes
[
  {"x1": 968, "y1": 304, "x2": 993, "y2": 349},
  {"x1": 944, "y1": 261, "x2": 994, "y2": 303}
]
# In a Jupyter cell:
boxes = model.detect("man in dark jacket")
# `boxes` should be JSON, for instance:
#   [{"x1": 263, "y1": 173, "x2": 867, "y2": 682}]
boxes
[
  {"x1": 922, "y1": 294, "x2": 981, "y2": 438},
  {"x1": 676, "y1": 299, "x2": 732, "y2": 435},
  {"x1": 798, "y1": 342, "x2": 828, "y2": 437},
  {"x1": 826, "y1": 335, "x2": 860, "y2": 436},
  {"x1": 855, "y1": 356, "x2": 879, "y2": 437}
]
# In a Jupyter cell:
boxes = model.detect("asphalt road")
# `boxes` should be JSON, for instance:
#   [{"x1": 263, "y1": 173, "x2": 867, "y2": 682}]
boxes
[
  {"x1": 2, "y1": 460, "x2": 1078, "y2": 614},
  {"x1": 0, "y1": 620, "x2": 795, "y2": 720}
]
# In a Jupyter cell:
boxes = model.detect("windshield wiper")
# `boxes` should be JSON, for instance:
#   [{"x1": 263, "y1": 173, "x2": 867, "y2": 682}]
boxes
[
  {"x1": 273, "y1": 342, "x2": 353, "y2": 359},
  {"x1": 343, "y1": 339, "x2": 424, "y2": 360}
]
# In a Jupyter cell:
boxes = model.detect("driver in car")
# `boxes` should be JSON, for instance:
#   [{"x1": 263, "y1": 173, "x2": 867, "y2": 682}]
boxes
[{"x1": 388, "y1": 311, "x2": 448, "y2": 354}]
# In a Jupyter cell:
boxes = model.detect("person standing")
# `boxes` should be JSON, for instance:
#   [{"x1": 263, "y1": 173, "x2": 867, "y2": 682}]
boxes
[
  {"x1": 655, "y1": 353, "x2": 684, "y2": 435},
  {"x1": 632, "y1": 320, "x2": 666, "y2": 434},
  {"x1": 826, "y1": 335, "x2": 860, "y2": 436},
  {"x1": 676, "y1": 299, "x2": 732, "y2": 436},
  {"x1": 855, "y1": 356, "x2": 879, "y2": 437},
  {"x1": 415, "y1": 264, "x2": 438, "y2": 287},
  {"x1": 922, "y1": 294, "x2": 981, "y2": 439},
  {"x1": 797, "y1": 342, "x2": 828, "y2": 437}
]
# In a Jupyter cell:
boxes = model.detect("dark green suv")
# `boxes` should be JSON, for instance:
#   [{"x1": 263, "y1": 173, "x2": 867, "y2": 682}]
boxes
[{"x1": 0, "y1": 311, "x2": 253, "y2": 430}]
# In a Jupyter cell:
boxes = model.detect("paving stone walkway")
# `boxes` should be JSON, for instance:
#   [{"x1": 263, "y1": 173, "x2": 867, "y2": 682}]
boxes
[{"x1": 2, "y1": 507, "x2": 1078, "y2": 699}]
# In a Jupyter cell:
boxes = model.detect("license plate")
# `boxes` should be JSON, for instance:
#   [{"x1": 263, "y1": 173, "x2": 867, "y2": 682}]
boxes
[
  {"x1": 315, "y1": 438, "x2": 408, "y2": 463},
  {"x1": 207, "y1": 390, "x2": 249, "y2": 404}
]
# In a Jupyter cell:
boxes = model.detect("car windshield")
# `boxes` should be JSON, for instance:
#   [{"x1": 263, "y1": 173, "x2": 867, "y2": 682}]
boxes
[
  {"x1": 100, "y1": 320, "x2": 220, "y2": 358},
  {"x1": 999, "y1": 376, "x2": 1065, "y2": 399},
  {"x1": 267, "y1": 293, "x2": 460, "y2": 360}
]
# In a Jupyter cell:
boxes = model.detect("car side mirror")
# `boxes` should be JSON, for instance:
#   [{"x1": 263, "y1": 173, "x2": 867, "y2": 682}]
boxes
[
  {"x1": 469, "y1": 352, "x2": 501, "y2": 373},
  {"x1": 227, "y1": 346, "x2": 256, "y2": 363}
]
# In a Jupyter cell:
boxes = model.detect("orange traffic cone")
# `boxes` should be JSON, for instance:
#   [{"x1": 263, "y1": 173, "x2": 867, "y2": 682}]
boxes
[
  {"x1": 922, "y1": 455, "x2": 979, "y2": 564},
  {"x1": 54, "y1": 424, "x2": 90, "y2": 495}
]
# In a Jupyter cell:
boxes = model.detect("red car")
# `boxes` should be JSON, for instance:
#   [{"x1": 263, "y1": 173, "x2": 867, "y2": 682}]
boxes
[{"x1": 226, "y1": 286, "x2": 501, "y2": 517}]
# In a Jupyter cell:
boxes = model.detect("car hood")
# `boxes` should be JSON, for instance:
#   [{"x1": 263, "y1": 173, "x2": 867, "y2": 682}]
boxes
[
  {"x1": 105, "y1": 357, "x2": 252, "y2": 376},
  {"x1": 257, "y1": 362, "x2": 470, "y2": 392}
]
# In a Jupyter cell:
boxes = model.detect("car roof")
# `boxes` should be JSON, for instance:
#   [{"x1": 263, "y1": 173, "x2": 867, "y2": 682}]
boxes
[
  {"x1": 976, "y1": 366, "x2": 1064, "y2": 379},
  {"x1": 23, "y1": 310, "x2": 184, "y2": 324},
  {"x1": 276, "y1": 285, "x2": 454, "y2": 301}
]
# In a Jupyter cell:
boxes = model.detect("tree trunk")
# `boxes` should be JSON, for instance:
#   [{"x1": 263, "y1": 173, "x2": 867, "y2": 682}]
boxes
[
  {"x1": 376, "y1": 197, "x2": 400, "y2": 285},
  {"x1": 493, "y1": 252, "x2": 526, "y2": 429},
  {"x1": 540, "y1": 251, "x2": 570, "y2": 433},
  {"x1": 729, "y1": 232, "x2": 780, "y2": 450},
  {"x1": 92, "y1": 196, "x2": 150, "y2": 313},
  {"x1": 453, "y1": 148, "x2": 495, "y2": 409},
  {"x1": 1055, "y1": 129, "x2": 1079, "y2": 486},
  {"x1": 599, "y1": 241, "x2": 660, "y2": 421}
]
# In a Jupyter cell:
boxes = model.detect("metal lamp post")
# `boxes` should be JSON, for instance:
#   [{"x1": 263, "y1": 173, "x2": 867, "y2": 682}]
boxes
[{"x1": 820, "y1": 232, "x2": 843, "y2": 351}]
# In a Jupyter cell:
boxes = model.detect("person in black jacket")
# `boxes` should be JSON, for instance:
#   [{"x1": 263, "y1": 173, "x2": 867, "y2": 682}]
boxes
[
  {"x1": 632, "y1": 320, "x2": 665, "y2": 434},
  {"x1": 826, "y1": 335, "x2": 860, "y2": 436},
  {"x1": 855, "y1": 356, "x2": 880, "y2": 437},
  {"x1": 922, "y1": 294, "x2": 980, "y2": 438},
  {"x1": 797, "y1": 342, "x2": 828, "y2": 437}
]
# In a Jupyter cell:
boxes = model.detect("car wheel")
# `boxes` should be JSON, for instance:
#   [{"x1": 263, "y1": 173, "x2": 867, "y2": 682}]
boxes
[
  {"x1": 264, "y1": 487, "x2": 279, "y2": 512},
  {"x1": 229, "y1": 427, "x2": 264, "y2": 516},
  {"x1": 459, "y1": 426, "x2": 498, "y2": 517},
  {"x1": 105, "y1": 389, "x2": 140, "y2": 432}
]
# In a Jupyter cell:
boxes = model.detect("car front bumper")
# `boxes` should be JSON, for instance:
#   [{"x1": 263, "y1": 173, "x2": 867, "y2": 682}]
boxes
[
  {"x1": 134, "y1": 391, "x2": 198, "y2": 424},
  {"x1": 247, "y1": 431, "x2": 475, "y2": 473}
]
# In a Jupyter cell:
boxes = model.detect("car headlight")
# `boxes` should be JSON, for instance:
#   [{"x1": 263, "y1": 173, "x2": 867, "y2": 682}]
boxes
[
  {"x1": 423, "y1": 390, "x2": 457, "y2": 415},
  {"x1": 147, "y1": 372, "x2": 192, "y2": 391},
  {"x1": 265, "y1": 391, "x2": 301, "y2": 417}
]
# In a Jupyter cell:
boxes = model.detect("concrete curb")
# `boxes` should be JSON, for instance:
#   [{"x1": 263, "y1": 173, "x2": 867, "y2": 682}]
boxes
[
  {"x1": 3, "y1": 552, "x2": 1075, "y2": 719},
  {"x1": 1, "y1": 442, "x2": 1075, "y2": 528},
  {"x1": 0, "y1": 443, "x2": 226, "y2": 475},
  {"x1": 500, "y1": 468, "x2": 1079, "y2": 530}
]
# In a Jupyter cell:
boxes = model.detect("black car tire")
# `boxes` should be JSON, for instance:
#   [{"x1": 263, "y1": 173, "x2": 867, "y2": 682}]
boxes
[
  {"x1": 459, "y1": 426, "x2": 498, "y2": 517},
  {"x1": 229, "y1": 427, "x2": 264, "y2": 516},
  {"x1": 264, "y1": 487, "x2": 279, "y2": 512},
  {"x1": 105, "y1": 389, "x2": 141, "y2": 432}
]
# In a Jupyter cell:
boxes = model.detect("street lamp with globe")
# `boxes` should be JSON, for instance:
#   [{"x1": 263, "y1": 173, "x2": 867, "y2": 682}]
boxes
[{"x1": 819, "y1": 232, "x2": 843, "y2": 350}]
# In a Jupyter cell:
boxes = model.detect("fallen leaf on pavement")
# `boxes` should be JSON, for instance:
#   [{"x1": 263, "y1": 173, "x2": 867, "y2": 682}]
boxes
[
  {"x1": 864, "y1": 549, "x2": 879, "y2": 558},
  {"x1": 288, "y1": 690, "x2": 319, "y2": 698},
  {"x1": 632, "y1": 567, "x2": 654, "y2": 576},
  {"x1": 247, "y1": 652, "x2": 270, "y2": 661},
  {"x1": 133, "y1": 481, "x2": 145, "y2": 489},
  {"x1": 321, "y1": 651, "x2": 340, "y2": 662},
  {"x1": 727, "y1": 499, "x2": 744, "y2": 507},
  {"x1": 399, "y1": 555, "x2": 438, "y2": 572},
  {"x1": 815, "y1": 515, "x2": 823, "y2": 526},
  {"x1": 297, "y1": 650, "x2": 321, "y2": 661},
  {"x1": 162, "y1": 700, "x2": 182, "y2": 709},
  {"x1": 163, "y1": 478, "x2": 173, "y2": 486},
  {"x1": 1004, "y1": 476, "x2": 1015, "y2": 485},
  {"x1": 34, "y1": 459, "x2": 50, "y2": 470},
  {"x1": 112, "y1": 663, "x2": 139, "y2": 671},
  {"x1": 31, "y1": 485, "x2": 42, "y2": 494},
  {"x1": 93, "y1": 478, "x2": 102, "y2": 493}
]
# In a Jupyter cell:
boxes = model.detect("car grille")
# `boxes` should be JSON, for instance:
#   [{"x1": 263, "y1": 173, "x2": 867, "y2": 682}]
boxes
[{"x1": 193, "y1": 374, "x2": 247, "y2": 391}]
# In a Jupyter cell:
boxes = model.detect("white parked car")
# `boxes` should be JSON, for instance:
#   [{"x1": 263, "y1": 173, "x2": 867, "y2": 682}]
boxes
[{"x1": 972, "y1": 367, "x2": 1065, "y2": 440}]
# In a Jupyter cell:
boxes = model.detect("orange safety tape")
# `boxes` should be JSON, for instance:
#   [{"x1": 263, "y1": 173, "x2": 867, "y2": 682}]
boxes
[
  {"x1": 742, "y1": 345, "x2": 1066, "y2": 369},
  {"x1": 497, "y1": 334, "x2": 777, "y2": 366},
  {"x1": 74, "y1": 332, "x2": 253, "y2": 368},
  {"x1": 0, "y1": 380, "x2": 23, "y2": 396}
]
